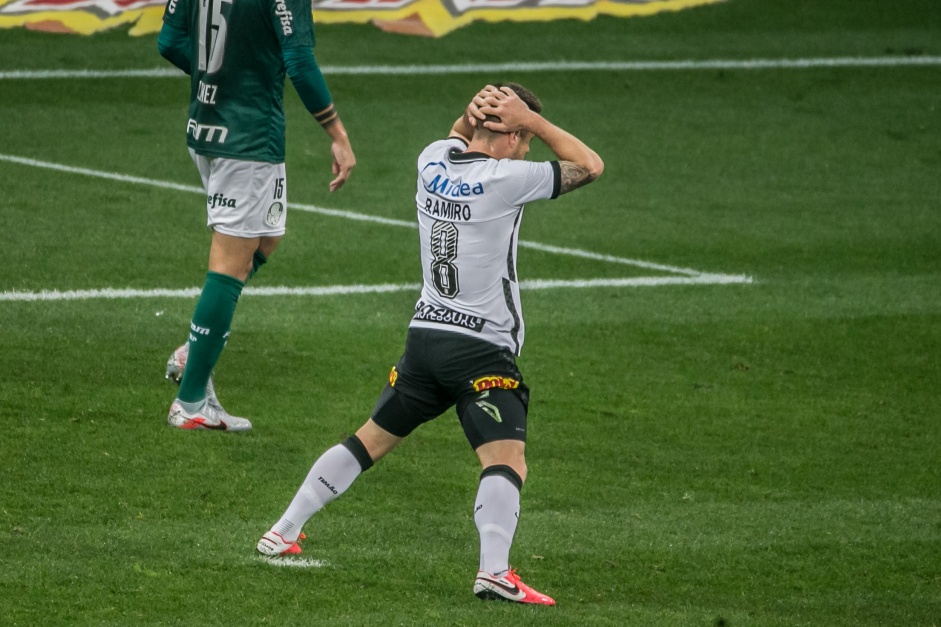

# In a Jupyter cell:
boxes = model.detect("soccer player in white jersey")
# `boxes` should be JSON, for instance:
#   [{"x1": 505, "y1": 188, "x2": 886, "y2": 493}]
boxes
[
  {"x1": 157, "y1": 0, "x2": 356, "y2": 431},
  {"x1": 257, "y1": 84, "x2": 603, "y2": 605}
]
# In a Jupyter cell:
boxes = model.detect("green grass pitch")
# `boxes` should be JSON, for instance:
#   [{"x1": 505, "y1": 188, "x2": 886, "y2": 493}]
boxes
[{"x1": 0, "y1": 0, "x2": 939, "y2": 624}]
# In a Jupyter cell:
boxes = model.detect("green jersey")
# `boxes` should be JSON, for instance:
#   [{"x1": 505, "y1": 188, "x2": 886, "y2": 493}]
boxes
[{"x1": 163, "y1": 0, "x2": 316, "y2": 163}]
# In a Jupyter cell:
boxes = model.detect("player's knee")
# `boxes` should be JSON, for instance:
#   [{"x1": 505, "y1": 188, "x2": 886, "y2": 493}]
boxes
[
  {"x1": 480, "y1": 463, "x2": 525, "y2": 490},
  {"x1": 258, "y1": 236, "x2": 281, "y2": 257},
  {"x1": 370, "y1": 385, "x2": 423, "y2": 440},
  {"x1": 503, "y1": 455, "x2": 527, "y2": 485},
  {"x1": 475, "y1": 439, "x2": 527, "y2": 484},
  {"x1": 241, "y1": 258, "x2": 254, "y2": 281},
  {"x1": 353, "y1": 419, "x2": 403, "y2": 463},
  {"x1": 508, "y1": 458, "x2": 528, "y2": 485},
  {"x1": 341, "y1": 434, "x2": 375, "y2": 471}
]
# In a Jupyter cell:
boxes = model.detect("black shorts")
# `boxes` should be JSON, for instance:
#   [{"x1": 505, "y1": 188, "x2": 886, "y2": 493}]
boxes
[{"x1": 370, "y1": 328, "x2": 529, "y2": 449}]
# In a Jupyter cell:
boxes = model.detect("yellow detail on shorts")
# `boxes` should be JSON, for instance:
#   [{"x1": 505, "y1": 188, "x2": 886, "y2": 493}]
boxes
[
  {"x1": 389, "y1": 366, "x2": 398, "y2": 387},
  {"x1": 471, "y1": 375, "x2": 519, "y2": 393}
]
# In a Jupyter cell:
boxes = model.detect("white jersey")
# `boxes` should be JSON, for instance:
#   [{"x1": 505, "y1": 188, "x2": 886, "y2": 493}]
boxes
[{"x1": 409, "y1": 137, "x2": 561, "y2": 355}]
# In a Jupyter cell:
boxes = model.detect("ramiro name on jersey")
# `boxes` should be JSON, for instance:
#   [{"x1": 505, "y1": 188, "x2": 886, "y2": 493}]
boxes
[{"x1": 421, "y1": 198, "x2": 471, "y2": 221}]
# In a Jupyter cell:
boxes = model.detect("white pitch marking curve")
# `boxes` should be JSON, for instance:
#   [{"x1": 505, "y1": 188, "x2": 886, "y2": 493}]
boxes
[{"x1": 0, "y1": 154, "x2": 752, "y2": 302}]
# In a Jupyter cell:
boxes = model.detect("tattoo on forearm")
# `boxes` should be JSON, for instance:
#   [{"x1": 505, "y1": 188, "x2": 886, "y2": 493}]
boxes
[{"x1": 559, "y1": 161, "x2": 594, "y2": 195}]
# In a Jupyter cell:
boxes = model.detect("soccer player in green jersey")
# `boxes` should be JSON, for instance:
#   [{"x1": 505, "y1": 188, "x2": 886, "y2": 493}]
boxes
[{"x1": 157, "y1": 0, "x2": 356, "y2": 431}]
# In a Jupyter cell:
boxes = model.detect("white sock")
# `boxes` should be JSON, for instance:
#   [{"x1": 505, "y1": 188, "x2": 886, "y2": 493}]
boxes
[
  {"x1": 474, "y1": 474, "x2": 520, "y2": 576},
  {"x1": 271, "y1": 444, "x2": 363, "y2": 542}
]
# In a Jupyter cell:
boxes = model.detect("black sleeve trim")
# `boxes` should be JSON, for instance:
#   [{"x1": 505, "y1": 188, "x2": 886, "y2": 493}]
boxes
[
  {"x1": 549, "y1": 161, "x2": 562, "y2": 199},
  {"x1": 314, "y1": 103, "x2": 338, "y2": 127}
]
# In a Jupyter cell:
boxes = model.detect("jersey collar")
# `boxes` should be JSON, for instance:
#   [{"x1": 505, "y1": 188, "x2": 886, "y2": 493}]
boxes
[{"x1": 448, "y1": 148, "x2": 492, "y2": 163}]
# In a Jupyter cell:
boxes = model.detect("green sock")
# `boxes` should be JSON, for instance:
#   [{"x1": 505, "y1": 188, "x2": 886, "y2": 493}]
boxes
[
  {"x1": 178, "y1": 271, "x2": 244, "y2": 403},
  {"x1": 247, "y1": 250, "x2": 268, "y2": 282}
]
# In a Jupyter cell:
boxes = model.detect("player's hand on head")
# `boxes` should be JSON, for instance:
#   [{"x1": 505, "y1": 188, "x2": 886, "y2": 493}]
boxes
[
  {"x1": 467, "y1": 84, "x2": 498, "y2": 127},
  {"x1": 480, "y1": 87, "x2": 529, "y2": 133}
]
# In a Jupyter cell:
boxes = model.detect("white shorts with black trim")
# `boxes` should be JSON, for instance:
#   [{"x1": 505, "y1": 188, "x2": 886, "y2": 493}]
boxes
[{"x1": 189, "y1": 149, "x2": 287, "y2": 238}]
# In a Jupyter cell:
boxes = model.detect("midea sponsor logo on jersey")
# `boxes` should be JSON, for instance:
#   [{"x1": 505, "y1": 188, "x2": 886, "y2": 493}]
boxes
[
  {"x1": 422, "y1": 162, "x2": 485, "y2": 197},
  {"x1": 273, "y1": 0, "x2": 294, "y2": 36},
  {"x1": 420, "y1": 161, "x2": 483, "y2": 220}
]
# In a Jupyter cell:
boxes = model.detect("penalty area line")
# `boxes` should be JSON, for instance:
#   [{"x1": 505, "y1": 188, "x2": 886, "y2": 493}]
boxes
[{"x1": 0, "y1": 275, "x2": 752, "y2": 303}]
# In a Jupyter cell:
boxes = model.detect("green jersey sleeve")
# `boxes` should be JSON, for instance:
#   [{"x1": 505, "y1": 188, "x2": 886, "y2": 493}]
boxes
[
  {"x1": 284, "y1": 47, "x2": 332, "y2": 114},
  {"x1": 162, "y1": 0, "x2": 190, "y2": 30},
  {"x1": 272, "y1": 0, "x2": 314, "y2": 50},
  {"x1": 158, "y1": 21, "x2": 192, "y2": 74}
]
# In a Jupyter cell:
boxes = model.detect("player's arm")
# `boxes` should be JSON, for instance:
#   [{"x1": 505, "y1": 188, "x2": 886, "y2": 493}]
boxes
[
  {"x1": 283, "y1": 46, "x2": 356, "y2": 191},
  {"x1": 449, "y1": 113, "x2": 474, "y2": 144},
  {"x1": 157, "y1": 20, "x2": 191, "y2": 75},
  {"x1": 449, "y1": 86, "x2": 496, "y2": 143},
  {"x1": 482, "y1": 87, "x2": 604, "y2": 195}
]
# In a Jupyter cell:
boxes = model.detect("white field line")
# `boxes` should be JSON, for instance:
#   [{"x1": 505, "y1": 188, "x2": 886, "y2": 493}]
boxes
[
  {"x1": 0, "y1": 153, "x2": 751, "y2": 283},
  {"x1": 519, "y1": 241, "x2": 705, "y2": 276},
  {"x1": 1, "y1": 56, "x2": 940, "y2": 80},
  {"x1": 257, "y1": 556, "x2": 328, "y2": 568},
  {"x1": 0, "y1": 276, "x2": 751, "y2": 303}
]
